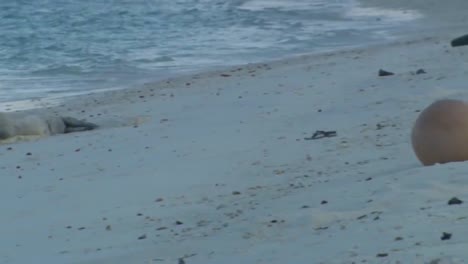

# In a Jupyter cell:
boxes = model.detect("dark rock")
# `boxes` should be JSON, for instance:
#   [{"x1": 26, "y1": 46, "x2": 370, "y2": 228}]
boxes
[
  {"x1": 137, "y1": 234, "x2": 147, "y2": 240},
  {"x1": 448, "y1": 197, "x2": 463, "y2": 205},
  {"x1": 378, "y1": 69, "x2": 394, "y2": 76},
  {"x1": 416, "y1": 69, "x2": 426, "y2": 74},
  {"x1": 451, "y1": 34, "x2": 468, "y2": 47},
  {"x1": 376, "y1": 253, "x2": 388, "y2": 257},
  {"x1": 321, "y1": 200, "x2": 328, "y2": 204}
]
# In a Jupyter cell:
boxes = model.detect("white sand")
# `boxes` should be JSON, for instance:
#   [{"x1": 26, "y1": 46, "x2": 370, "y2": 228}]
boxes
[{"x1": 2, "y1": 1, "x2": 468, "y2": 264}]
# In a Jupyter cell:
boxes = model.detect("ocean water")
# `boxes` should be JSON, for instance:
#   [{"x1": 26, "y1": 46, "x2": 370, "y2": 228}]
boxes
[{"x1": 0, "y1": 0, "x2": 422, "y2": 103}]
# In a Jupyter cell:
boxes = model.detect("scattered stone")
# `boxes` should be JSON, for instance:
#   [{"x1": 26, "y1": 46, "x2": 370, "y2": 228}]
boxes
[
  {"x1": 77, "y1": 227, "x2": 86, "y2": 230},
  {"x1": 441, "y1": 232, "x2": 452, "y2": 240},
  {"x1": 105, "y1": 225, "x2": 112, "y2": 231},
  {"x1": 156, "y1": 227, "x2": 168, "y2": 231},
  {"x1": 220, "y1": 74, "x2": 231, "y2": 77},
  {"x1": 26, "y1": 152, "x2": 32, "y2": 156},
  {"x1": 451, "y1": 34, "x2": 468, "y2": 47},
  {"x1": 155, "y1": 198, "x2": 164, "y2": 202},
  {"x1": 301, "y1": 205, "x2": 310, "y2": 209},
  {"x1": 365, "y1": 177, "x2": 373, "y2": 181},
  {"x1": 315, "y1": 226, "x2": 328, "y2": 230},
  {"x1": 232, "y1": 191, "x2": 241, "y2": 195},
  {"x1": 178, "y1": 258, "x2": 186, "y2": 264},
  {"x1": 378, "y1": 69, "x2": 394, "y2": 76},
  {"x1": 394, "y1": 236, "x2": 403, "y2": 241},
  {"x1": 321, "y1": 200, "x2": 328, "y2": 205},
  {"x1": 376, "y1": 253, "x2": 388, "y2": 257},
  {"x1": 137, "y1": 234, "x2": 147, "y2": 240},
  {"x1": 448, "y1": 197, "x2": 463, "y2": 205},
  {"x1": 175, "y1": 221, "x2": 184, "y2": 225},
  {"x1": 357, "y1": 214, "x2": 367, "y2": 220},
  {"x1": 376, "y1": 123, "x2": 386, "y2": 130}
]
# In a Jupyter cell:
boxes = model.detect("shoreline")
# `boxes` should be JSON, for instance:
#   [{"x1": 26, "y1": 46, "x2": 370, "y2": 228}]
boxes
[
  {"x1": 0, "y1": 32, "x2": 452, "y2": 114},
  {"x1": 0, "y1": 0, "x2": 440, "y2": 110}
]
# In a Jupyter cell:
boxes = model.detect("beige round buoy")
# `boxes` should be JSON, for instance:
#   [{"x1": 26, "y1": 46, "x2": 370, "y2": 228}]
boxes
[{"x1": 411, "y1": 99, "x2": 468, "y2": 166}]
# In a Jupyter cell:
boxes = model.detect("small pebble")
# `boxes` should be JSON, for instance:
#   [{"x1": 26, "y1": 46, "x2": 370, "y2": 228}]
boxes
[{"x1": 441, "y1": 232, "x2": 452, "y2": 240}]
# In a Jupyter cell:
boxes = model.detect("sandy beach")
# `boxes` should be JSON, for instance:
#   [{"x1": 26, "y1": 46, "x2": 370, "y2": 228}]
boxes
[{"x1": 2, "y1": 1, "x2": 468, "y2": 263}]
